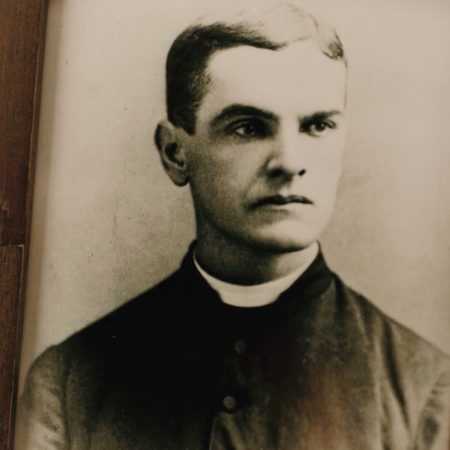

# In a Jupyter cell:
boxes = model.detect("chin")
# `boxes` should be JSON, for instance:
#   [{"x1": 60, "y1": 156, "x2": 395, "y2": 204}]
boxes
[
  {"x1": 242, "y1": 218, "x2": 328, "y2": 254},
  {"x1": 241, "y1": 229, "x2": 319, "y2": 254}
]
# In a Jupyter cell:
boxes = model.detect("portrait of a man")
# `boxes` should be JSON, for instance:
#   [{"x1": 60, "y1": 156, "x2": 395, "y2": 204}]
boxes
[{"x1": 16, "y1": 1, "x2": 450, "y2": 449}]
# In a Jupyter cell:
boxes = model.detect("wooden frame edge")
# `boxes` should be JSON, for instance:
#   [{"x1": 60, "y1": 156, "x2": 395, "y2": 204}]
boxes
[{"x1": 0, "y1": 0, "x2": 49, "y2": 448}]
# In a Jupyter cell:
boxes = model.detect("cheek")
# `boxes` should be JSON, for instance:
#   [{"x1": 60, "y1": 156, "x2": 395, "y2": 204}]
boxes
[
  {"x1": 186, "y1": 142, "x2": 221, "y2": 190},
  {"x1": 309, "y1": 147, "x2": 344, "y2": 206},
  {"x1": 187, "y1": 153, "x2": 241, "y2": 207},
  {"x1": 188, "y1": 141, "x2": 263, "y2": 192},
  {"x1": 312, "y1": 153, "x2": 343, "y2": 184},
  {"x1": 314, "y1": 137, "x2": 345, "y2": 177}
]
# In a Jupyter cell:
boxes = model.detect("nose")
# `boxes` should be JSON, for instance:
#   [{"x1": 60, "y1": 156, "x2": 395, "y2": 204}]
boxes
[{"x1": 266, "y1": 126, "x2": 307, "y2": 180}]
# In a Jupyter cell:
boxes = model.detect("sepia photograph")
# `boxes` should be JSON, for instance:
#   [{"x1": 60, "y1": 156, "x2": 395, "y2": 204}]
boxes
[{"x1": 14, "y1": 0, "x2": 450, "y2": 448}]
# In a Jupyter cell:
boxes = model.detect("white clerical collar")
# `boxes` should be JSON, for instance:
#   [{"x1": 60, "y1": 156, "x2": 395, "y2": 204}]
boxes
[{"x1": 193, "y1": 242, "x2": 319, "y2": 308}]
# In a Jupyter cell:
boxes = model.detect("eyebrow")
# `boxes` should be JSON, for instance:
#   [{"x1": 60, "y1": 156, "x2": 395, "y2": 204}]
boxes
[
  {"x1": 210, "y1": 104, "x2": 277, "y2": 127},
  {"x1": 210, "y1": 104, "x2": 343, "y2": 128},
  {"x1": 300, "y1": 110, "x2": 343, "y2": 124}
]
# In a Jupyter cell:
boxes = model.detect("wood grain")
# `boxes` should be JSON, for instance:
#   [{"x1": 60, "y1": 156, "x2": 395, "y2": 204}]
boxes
[
  {"x1": 0, "y1": 0, "x2": 47, "y2": 246},
  {"x1": 0, "y1": 247, "x2": 23, "y2": 448},
  {"x1": 0, "y1": 0, "x2": 48, "y2": 448}
]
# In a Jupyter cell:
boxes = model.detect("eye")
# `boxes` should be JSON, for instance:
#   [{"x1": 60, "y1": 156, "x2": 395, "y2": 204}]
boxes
[
  {"x1": 301, "y1": 120, "x2": 336, "y2": 137},
  {"x1": 230, "y1": 120, "x2": 269, "y2": 139}
]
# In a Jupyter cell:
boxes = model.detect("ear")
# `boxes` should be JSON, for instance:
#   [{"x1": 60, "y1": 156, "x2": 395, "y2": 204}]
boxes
[{"x1": 154, "y1": 120, "x2": 189, "y2": 187}]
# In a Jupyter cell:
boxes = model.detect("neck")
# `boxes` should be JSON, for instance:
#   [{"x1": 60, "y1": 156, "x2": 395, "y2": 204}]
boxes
[{"x1": 194, "y1": 229, "x2": 319, "y2": 286}]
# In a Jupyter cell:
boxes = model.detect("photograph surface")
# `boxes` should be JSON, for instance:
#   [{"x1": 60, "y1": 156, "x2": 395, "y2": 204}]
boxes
[{"x1": 16, "y1": 0, "x2": 450, "y2": 448}]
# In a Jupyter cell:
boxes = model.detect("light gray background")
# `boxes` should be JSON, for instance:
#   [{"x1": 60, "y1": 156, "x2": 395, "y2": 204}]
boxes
[{"x1": 19, "y1": 0, "x2": 450, "y2": 391}]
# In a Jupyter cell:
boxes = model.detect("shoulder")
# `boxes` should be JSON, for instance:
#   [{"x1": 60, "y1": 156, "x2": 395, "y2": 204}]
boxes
[
  {"x1": 333, "y1": 274, "x2": 450, "y2": 420},
  {"x1": 23, "y1": 267, "x2": 187, "y2": 385},
  {"x1": 53, "y1": 268, "x2": 191, "y2": 362},
  {"x1": 334, "y1": 274, "x2": 450, "y2": 370},
  {"x1": 18, "y1": 268, "x2": 188, "y2": 444}
]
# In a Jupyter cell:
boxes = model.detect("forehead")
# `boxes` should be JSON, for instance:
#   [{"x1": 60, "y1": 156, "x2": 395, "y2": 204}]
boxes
[{"x1": 197, "y1": 41, "x2": 347, "y2": 125}]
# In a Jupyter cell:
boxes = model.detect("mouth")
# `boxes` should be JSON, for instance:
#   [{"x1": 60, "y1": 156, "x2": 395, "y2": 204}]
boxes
[{"x1": 253, "y1": 194, "x2": 313, "y2": 208}]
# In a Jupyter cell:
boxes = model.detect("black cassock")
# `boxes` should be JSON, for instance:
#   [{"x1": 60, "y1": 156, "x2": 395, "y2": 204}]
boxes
[{"x1": 17, "y1": 246, "x2": 450, "y2": 449}]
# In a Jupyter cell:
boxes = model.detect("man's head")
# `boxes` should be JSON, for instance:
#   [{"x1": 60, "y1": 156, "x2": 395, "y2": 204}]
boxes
[
  {"x1": 156, "y1": 3, "x2": 348, "y2": 254},
  {"x1": 163, "y1": 3, "x2": 346, "y2": 136}
]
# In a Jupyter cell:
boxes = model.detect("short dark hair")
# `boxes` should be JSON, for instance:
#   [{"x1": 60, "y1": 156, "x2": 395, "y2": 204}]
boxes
[{"x1": 165, "y1": 3, "x2": 346, "y2": 135}]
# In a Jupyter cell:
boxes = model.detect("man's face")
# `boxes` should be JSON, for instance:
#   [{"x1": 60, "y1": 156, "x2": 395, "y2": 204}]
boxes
[{"x1": 181, "y1": 40, "x2": 347, "y2": 252}]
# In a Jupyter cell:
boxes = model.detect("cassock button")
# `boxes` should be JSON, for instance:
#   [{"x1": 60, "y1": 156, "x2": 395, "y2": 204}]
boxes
[
  {"x1": 234, "y1": 340, "x2": 246, "y2": 355},
  {"x1": 223, "y1": 396, "x2": 237, "y2": 411}
]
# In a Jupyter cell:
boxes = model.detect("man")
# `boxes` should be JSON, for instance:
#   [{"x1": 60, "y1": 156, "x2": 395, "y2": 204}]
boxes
[{"x1": 17, "y1": 3, "x2": 450, "y2": 449}]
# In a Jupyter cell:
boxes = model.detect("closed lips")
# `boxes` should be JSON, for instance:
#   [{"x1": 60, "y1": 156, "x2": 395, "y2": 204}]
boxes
[{"x1": 254, "y1": 195, "x2": 313, "y2": 207}]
